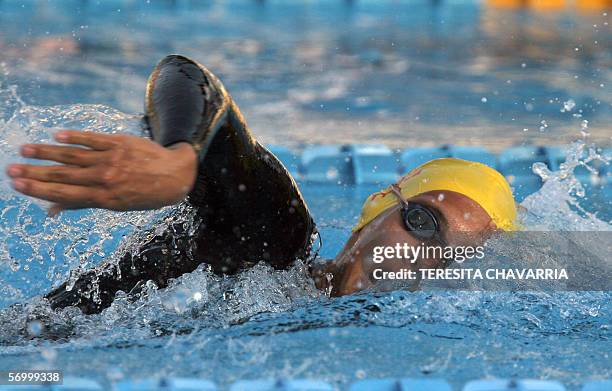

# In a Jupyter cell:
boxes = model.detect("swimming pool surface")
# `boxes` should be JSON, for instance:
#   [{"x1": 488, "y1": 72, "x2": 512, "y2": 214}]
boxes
[{"x1": 0, "y1": 1, "x2": 610, "y2": 390}]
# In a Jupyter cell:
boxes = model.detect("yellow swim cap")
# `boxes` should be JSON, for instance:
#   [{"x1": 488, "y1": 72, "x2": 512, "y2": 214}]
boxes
[{"x1": 353, "y1": 158, "x2": 518, "y2": 232}]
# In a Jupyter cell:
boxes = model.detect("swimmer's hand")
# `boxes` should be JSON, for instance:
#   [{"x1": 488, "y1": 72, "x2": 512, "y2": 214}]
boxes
[{"x1": 6, "y1": 130, "x2": 198, "y2": 215}]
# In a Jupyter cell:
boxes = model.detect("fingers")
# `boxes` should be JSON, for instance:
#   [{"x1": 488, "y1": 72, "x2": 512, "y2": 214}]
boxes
[
  {"x1": 18, "y1": 130, "x2": 120, "y2": 166},
  {"x1": 19, "y1": 144, "x2": 104, "y2": 167},
  {"x1": 54, "y1": 130, "x2": 119, "y2": 151},
  {"x1": 6, "y1": 164, "x2": 104, "y2": 186},
  {"x1": 10, "y1": 178, "x2": 100, "y2": 207},
  {"x1": 8, "y1": 130, "x2": 128, "y2": 212},
  {"x1": 47, "y1": 204, "x2": 66, "y2": 217}
]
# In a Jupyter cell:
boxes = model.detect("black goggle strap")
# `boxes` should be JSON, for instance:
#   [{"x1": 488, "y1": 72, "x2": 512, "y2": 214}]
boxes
[
  {"x1": 390, "y1": 184, "x2": 410, "y2": 208},
  {"x1": 390, "y1": 184, "x2": 419, "y2": 231}
]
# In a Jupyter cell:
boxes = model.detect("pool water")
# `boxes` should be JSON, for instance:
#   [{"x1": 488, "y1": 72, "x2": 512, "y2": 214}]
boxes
[
  {"x1": 0, "y1": 101, "x2": 610, "y2": 390},
  {"x1": 0, "y1": 0, "x2": 610, "y2": 149},
  {"x1": 0, "y1": 1, "x2": 611, "y2": 390}
]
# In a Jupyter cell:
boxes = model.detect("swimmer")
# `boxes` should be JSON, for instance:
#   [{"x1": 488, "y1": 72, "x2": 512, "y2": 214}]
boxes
[{"x1": 6, "y1": 55, "x2": 518, "y2": 314}]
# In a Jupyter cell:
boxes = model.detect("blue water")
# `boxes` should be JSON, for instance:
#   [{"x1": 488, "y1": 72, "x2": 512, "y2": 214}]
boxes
[
  {"x1": 0, "y1": 1, "x2": 611, "y2": 390},
  {"x1": 0, "y1": 0, "x2": 610, "y2": 148}
]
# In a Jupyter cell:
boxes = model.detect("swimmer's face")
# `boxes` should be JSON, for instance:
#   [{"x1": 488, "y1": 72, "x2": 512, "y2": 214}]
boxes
[{"x1": 329, "y1": 190, "x2": 497, "y2": 296}]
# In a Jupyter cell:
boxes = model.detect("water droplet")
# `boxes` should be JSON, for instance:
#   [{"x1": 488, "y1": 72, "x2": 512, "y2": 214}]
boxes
[
  {"x1": 532, "y1": 162, "x2": 551, "y2": 181},
  {"x1": 580, "y1": 120, "x2": 589, "y2": 137},
  {"x1": 481, "y1": 97, "x2": 488, "y2": 103},
  {"x1": 26, "y1": 320, "x2": 43, "y2": 337},
  {"x1": 41, "y1": 348, "x2": 57, "y2": 361},
  {"x1": 162, "y1": 288, "x2": 189, "y2": 313},
  {"x1": 355, "y1": 369, "x2": 366, "y2": 379},
  {"x1": 539, "y1": 120, "x2": 548, "y2": 132},
  {"x1": 107, "y1": 366, "x2": 124, "y2": 382},
  {"x1": 561, "y1": 99, "x2": 575, "y2": 112},
  {"x1": 326, "y1": 167, "x2": 339, "y2": 179},
  {"x1": 238, "y1": 184, "x2": 246, "y2": 192}
]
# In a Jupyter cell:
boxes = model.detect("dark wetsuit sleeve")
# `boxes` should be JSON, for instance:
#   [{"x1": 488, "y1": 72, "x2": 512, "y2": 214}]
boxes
[
  {"x1": 45, "y1": 221, "x2": 200, "y2": 315},
  {"x1": 45, "y1": 54, "x2": 316, "y2": 315},
  {"x1": 144, "y1": 55, "x2": 316, "y2": 275}
]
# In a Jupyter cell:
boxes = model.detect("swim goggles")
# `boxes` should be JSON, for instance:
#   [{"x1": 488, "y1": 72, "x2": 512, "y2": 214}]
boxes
[
  {"x1": 389, "y1": 184, "x2": 453, "y2": 267},
  {"x1": 389, "y1": 184, "x2": 440, "y2": 239}
]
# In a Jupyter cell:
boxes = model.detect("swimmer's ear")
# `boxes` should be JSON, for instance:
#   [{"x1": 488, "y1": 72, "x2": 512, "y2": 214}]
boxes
[{"x1": 47, "y1": 204, "x2": 65, "y2": 217}]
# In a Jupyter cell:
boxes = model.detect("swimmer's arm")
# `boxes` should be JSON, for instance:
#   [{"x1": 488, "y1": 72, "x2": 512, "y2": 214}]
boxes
[{"x1": 6, "y1": 130, "x2": 198, "y2": 215}]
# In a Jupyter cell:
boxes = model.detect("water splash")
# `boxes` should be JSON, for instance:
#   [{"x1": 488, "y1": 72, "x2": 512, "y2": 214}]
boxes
[
  {"x1": 0, "y1": 81, "x2": 165, "y2": 303},
  {"x1": 0, "y1": 81, "x2": 609, "y2": 387},
  {"x1": 521, "y1": 135, "x2": 610, "y2": 231},
  {"x1": 0, "y1": 82, "x2": 322, "y2": 347},
  {"x1": 0, "y1": 259, "x2": 321, "y2": 347}
]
